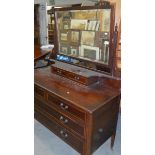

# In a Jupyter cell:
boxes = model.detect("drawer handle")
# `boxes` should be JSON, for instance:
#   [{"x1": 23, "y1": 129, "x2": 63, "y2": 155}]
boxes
[
  {"x1": 60, "y1": 103, "x2": 64, "y2": 107},
  {"x1": 60, "y1": 103, "x2": 69, "y2": 110},
  {"x1": 98, "y1": 128, "x2": 104, "y2": 133},
  {"x1": 57, "y1": 70, "x2": 62, "y2": 74},
  {"x1": 64, "y1": 105, "x2": 69, "y2": 109},
  {"x1": 60, "y1": 130, "x2": 68, "y2": 138},
  {"x1": 74, "y1": 76, "x2": 80, "y2": 80},
  {"x1": 59, "y1": 116, "x2": 68, "y2": 124}
]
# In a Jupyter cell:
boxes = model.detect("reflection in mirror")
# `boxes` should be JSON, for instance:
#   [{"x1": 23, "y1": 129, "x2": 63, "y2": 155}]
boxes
[{"x1": 56, "y1": 9, "x2": 111, "y2": 67}]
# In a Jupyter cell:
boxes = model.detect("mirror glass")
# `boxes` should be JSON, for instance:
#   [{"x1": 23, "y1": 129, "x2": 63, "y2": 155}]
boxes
[{"x1": 56, "y1": 9, "x2": 111, "y2": 65}]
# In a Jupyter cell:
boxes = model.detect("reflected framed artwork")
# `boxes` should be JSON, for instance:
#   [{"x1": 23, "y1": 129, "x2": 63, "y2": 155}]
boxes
[
  {"x1": 60, "y1": 31, "x2": 69, "y2": 43},
  {"x1": 70, "y1": 19, "x2": 88, "y2": 30},
  {"x1": 81, "y1": 31, "x2": 95, "y2": 46},
  {"x1": 63, "y1": 20, "x2": 70, "y2": 30},
  {"x1": 80, "y1": 45, "x2": 99, "y2": 60},
  {"x1": 70, "y1": 30, "x2": 80, "y2": 45},
  {"x1": 60, "y1": 44, "x2": 70, "y2": 55},
  {"x1": 70, "y1": 46, "x2": 79, "y2": 56}
]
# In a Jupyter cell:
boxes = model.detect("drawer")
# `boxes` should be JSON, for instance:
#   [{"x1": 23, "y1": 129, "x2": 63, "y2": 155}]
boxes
[
  {"x1": 51, "y1": 66, "x2": 88, "y2": 85},
  {"x1": 68, "y1": 73, "x2": 87, "y2": 84},
  {"x1": 51, "y1": 65, "x2": 98, "y2": 85},
  {"x1": 34, "y1": 85, "x2": 45, "y2": 99},
  {"x1": 47, "y1": 93, "x2": 85, "y2": 121},
  {"x1": 52, "y1": 67, "x2": 68, "y2": 77},
  {"x1": 35, "y1": 98, "x2": 84, "y2": 136},
  {"x1": 35, "y1": 111, "x2": 83, "y2": 154}
]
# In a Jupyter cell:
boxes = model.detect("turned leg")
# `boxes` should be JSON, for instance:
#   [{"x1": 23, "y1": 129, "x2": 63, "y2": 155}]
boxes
[{"x1": 111, "y1": 132, "x2": 116, "y2": 149}]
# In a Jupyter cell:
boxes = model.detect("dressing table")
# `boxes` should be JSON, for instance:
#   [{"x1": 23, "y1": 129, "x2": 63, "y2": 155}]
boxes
[{"x1": 34, "y1": 2, "x2": 121, "y2": 155}]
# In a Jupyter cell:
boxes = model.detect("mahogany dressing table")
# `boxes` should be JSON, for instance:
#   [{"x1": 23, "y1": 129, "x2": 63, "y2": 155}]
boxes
[{"x1": 34, "y1": 2, "x2": 121, "y2": 155}]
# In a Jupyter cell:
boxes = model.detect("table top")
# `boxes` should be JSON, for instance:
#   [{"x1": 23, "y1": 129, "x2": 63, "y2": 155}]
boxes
[
  {"x1": 34, "y1": 45, "x2": 50, "y2": 61},
  {"x1": 34, "y1": 66, "x2": 120, "y2": 113}
]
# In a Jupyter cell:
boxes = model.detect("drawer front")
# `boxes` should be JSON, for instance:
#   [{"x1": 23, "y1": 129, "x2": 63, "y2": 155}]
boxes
[
  {"x1": 52, "y1": 67, "x2": 67, "y2": 77},
  {"x1": 35, "y1": 110, "x2": 83, "y2": 154},
  {"x1": 68, "y1": 73, "x2": 87, "y2": 85},
  {"x1": 34, "y1": 85, "x2": 45, "y2": 99},
  {"x1": 35, "y1": 98, "x2": 84, "y2": 136},
  {"x1": 47, "y1": 93, "x2": 85, "y2": 121},
  {"x1": 51, "y1": 66, "x2": 88, "y2": 85}
]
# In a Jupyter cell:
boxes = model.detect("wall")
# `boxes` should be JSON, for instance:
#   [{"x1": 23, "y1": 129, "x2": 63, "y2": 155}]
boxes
[
  {"x1": 109, "y1": 0, "x2": 121, "y2": 25},
  {"x1": 52, "y1": 0, "x2": 121, "y2": 25},
  {"x1": 47, "y1": 0, "x2": 96, "y2": 7},
  {"x1": 34, "y1": 0, "x2": 48, "y2": 45}
]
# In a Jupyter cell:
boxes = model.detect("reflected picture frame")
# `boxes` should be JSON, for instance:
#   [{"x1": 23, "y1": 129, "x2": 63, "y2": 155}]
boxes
[
  {"x1": 63, "y1": 20, "x2": 70, "y2": 30},
  {"x1": 80, "y1": 45, "x2": 100, "y2": 60},
  {"x1": 70, "y1": 30, "x2": 80, "y2": 46},
  {"x1": 70, "y1": 19, "x2": 88, "y2": 30},
  {"x1": 59, "y1": 31, "x2": 69, "y2": 43},
  {"x1": 60, "y1": 44, "x2": 70, "y2": 55},
  {"x1": 70, "y1": 46, "x2": 79, "y2": 56},
  {"x1": 81, "y1": 31, "x2": 95, "y2": 46}
]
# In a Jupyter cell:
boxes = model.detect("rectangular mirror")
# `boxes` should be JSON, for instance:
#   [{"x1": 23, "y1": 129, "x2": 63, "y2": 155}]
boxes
[{"x1": 54, "y1": 5, "x2": 115, "y2": 75}]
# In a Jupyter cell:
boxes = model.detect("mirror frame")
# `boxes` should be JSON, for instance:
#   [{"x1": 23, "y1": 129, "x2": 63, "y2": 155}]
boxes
[{"x1": 53, "y1": 3, "x2": 116, "y2": 75}]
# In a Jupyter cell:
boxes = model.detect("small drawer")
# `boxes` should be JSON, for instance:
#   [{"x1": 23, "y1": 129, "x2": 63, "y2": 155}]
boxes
[
  {"x1": 35, "y1": 98, "x2": 84, "y2": 136},
  {"x1": 47, "y1": 93, "x2": 85, "y2": 121},
  {"x1": 35, "y1": 111, "x2": 83, "y2": 154},
  {"x1": 52, "y1": 67, "x2": 67, "y2": 77},
  {"x1": 34, "y1": 85, "x2": 45, "y2": 99},
  {"x1": 69, "y1": 73, "x2": 87, "y2": 84}
]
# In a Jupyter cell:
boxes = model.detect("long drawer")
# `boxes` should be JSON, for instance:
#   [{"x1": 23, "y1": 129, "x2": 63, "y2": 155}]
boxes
[
  {"x1": 34, "y1": 85, "x2": 45, "y2": 99},
  {"x1": 47, "y1": 92, "x2": 85, "y2": 121},
  {"x1": 51, "y1": 66, "x2": 98, "y2": 85},
  {"x1": 35, "y1": 110, "x2": 84, "y2": 154},
  {"x1": 34, "y1": 97, "x2": 84, "y2": 137}
]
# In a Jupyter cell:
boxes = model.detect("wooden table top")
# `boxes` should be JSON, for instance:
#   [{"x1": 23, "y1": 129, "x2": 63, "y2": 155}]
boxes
[
  {"x1": 34, "y1": 45, "x2": 50, "y2": 61},
  {"x1": 34, "y1": 67, "x2": 120, "y2": 113}
]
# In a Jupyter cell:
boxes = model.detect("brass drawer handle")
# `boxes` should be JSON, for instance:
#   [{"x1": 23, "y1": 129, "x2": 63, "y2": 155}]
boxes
[
  {"x1": 60, "y1": 103, "x2": 69, "y2": 110},
  {"x1": 60, "y1": 130, "x2": 68, "y2": 138},
  {"x1": 57, "y1": 70, "x2": 62, "y2": 74},
  {"x1": 60, "y1": 103, "x2": 64, "y2": 107},
  {"x1": 64, "y1": 105, "x2": 69, "y2": 109},
  {"x1": 59, "y1": 116, "x2": 68, "y2": 124},
  {"x1": 98, "y1": 128, "x2": 104, "y2": 133},
  {"x1": 74, "y1": 76, "x2": 80, "y2": 80}
]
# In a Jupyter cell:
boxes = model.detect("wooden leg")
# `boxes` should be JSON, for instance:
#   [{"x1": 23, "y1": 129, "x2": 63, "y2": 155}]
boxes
[
  {"x1": 82, "y1": 153, "x2": 91, "y2": 155},
  {"x1": 81, "y1": 152, "x2": 91, "y2": 155},
  {"x1": 82, "y1": 147, "x2": 91, "y2": 155},
  {"x1": 111, "y1": 132, "x2": 116, "y2": 149},
  {"x1": 82, "y1": 143, "x2": 92, "y2": 155}
]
